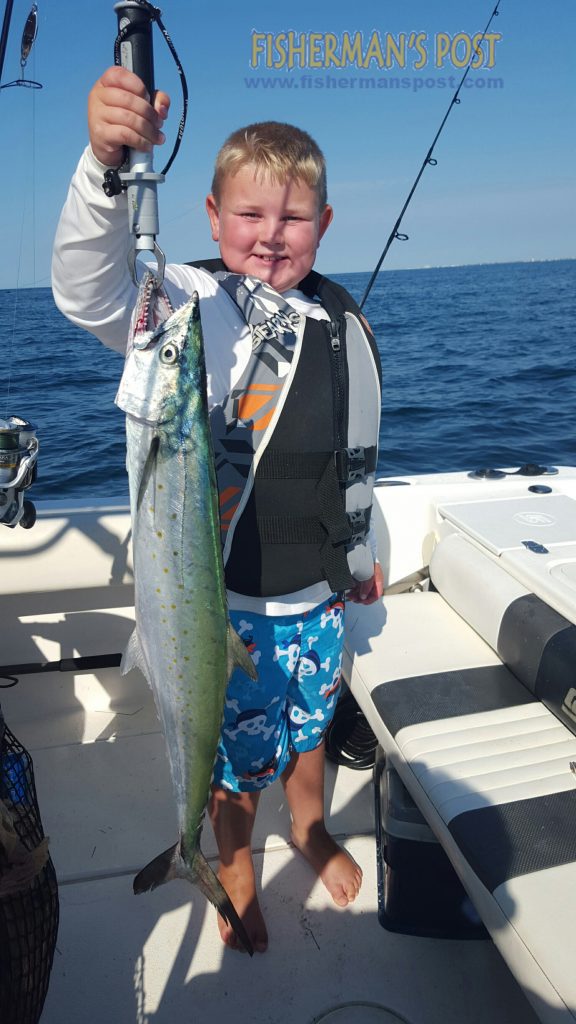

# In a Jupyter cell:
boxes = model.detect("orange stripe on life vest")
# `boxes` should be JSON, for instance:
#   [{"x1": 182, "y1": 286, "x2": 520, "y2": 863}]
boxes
[
  {"x1": 219, "y1": 485, "x2": 241, "y2": 508},
  {"x1": 237, "y1": 392, "x2": 274, "y2": 422},
  {"x1": 253, "y1": 408, "x2": 277, "y2": 431},
  {"x1": 220, "y1": 502, "x2": 239, "y2": 522}
]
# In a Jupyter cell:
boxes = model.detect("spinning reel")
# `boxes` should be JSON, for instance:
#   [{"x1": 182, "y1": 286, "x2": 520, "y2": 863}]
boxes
[{"x1": 0, "y1": 416, "x2": 38, "y2": 528}]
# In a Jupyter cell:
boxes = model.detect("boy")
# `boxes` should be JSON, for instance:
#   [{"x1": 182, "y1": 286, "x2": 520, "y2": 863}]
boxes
[{"x1": 52, "y1": 66, "x2": 383, "y2": 954}]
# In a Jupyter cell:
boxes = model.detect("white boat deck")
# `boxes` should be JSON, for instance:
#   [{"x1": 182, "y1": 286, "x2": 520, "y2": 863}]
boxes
[
  {"x1": 6, "y1": 469, "x2": 571, "y2": 1021},
  {"x1": 2, "y1": 612, "x2": 538, "y2": 1024}
]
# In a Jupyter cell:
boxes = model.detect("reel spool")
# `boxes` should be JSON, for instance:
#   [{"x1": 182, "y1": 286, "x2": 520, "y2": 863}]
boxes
[{"x1": 0, "y1": 416, "x2": 38, "y2": 529}]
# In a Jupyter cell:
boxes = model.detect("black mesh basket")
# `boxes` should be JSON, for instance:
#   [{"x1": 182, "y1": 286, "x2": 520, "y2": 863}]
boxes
[{"x1": 0, "y1": 708, "x2": 59, "y2": 1024}]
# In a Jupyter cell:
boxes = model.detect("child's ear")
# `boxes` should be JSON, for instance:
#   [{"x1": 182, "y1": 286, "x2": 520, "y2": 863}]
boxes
[
  {"x1": 206, "y1": 195, "x2": 220, "y2": 241},
  {"x1": 318, "y1": 204, "x2": 333, "y2": 241}
]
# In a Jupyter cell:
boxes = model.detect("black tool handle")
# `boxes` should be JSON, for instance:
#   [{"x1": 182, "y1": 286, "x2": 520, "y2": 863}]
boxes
[{"x1": 114, "y1": 1, "x2": 155, "y2": 100}]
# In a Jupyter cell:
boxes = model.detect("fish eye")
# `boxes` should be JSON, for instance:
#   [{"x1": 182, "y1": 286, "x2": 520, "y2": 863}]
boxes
[{"x1": 160, "y1": 343, "x2": 179, "y2": 365}]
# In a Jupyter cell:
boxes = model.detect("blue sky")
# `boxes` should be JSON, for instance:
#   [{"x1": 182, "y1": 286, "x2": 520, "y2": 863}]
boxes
[{"x1": 1, "y1": 0, "x2": 575, "y2": 290}]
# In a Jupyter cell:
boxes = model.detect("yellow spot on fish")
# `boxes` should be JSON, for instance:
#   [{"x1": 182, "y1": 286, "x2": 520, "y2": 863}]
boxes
[
  {"x1": 164, "y1": 568, "x2": 169, "y2": 574},
  {"x1": 158, "y1": 484, "x2": 164, "y2": 490},
  {"x1": 161, "y1": 604, "x2": 165, "y2": 609},
  {"x1": 157, "y1": 531, "x2": 163, "y2": 538},
  {"x1": 171, "y1": 603, "x2": 176, "y2": 609},
  {"x1": 184, "y1": 656, "x2": 190, "y2": 662},
  {"x1": 178, "y1": 584, "x2": 184, "y2": 590},
  {"x1": 156, "y1": 588, "x2": 161, "y2": 594},
  {"x1": 171, "y1": 513, "x2": 177, "y2": 520}
]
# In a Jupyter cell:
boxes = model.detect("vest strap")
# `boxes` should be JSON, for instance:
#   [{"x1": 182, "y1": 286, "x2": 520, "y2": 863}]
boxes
[
  {"x1": 257, "y1": 516, "x2": 324, "y2": 544},
  {"x1": 257, "y1": 449, "x2": 332, "y2": 480}
]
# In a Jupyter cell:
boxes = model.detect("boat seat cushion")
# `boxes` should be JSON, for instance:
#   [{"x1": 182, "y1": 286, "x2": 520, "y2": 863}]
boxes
[
  {"x1": 430, "y1": 531, "x2": 576, "y2": 737},
  {"x1": 344, "y1": 590, "x2": 576, "y2": 1023}
]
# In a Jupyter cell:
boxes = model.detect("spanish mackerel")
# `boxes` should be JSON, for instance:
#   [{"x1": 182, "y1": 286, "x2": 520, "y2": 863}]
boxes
[{"x1": 116, "y1": 271, "x2": 257, "y2": 955}]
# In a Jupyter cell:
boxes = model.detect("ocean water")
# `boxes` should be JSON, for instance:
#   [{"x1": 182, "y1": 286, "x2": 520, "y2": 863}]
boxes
[{"x1": 0, "y1": 259, "x2": 574, "y2": 502}]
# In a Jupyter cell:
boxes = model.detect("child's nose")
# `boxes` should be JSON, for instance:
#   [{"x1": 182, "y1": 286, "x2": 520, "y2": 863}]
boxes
[{"x1": 259, "y1": 217, "x2": 284, "y2": 246}]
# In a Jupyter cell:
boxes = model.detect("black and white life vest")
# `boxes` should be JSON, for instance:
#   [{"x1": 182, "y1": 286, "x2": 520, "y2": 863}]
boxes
[{"x1": 188, "y1": 259, "x2": 382, "y2": 598}]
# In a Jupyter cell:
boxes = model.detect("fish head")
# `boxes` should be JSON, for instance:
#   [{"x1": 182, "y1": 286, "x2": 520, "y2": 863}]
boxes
[{"x1": 116, "y1": 286, "x2": 206, "y2": 439}]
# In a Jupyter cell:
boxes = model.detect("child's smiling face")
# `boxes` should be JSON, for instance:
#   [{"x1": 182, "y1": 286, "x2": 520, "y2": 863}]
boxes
[{"x1": 206, "y1": 163, "x2": 333, "y2": 293}]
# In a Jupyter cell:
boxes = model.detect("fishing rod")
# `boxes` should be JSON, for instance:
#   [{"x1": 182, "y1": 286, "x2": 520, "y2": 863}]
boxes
[
  {"x1": 104, "y1": 0, "x2": 188, "y2": 286},
  {"x1": 360, "y1": 0, "x2": 502, "y2": 309},
  {"x1": 0, "y1": 0, "x2": 16, "y2": 83}
]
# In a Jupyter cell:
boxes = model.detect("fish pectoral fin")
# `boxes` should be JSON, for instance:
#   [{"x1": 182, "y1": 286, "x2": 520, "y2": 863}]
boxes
[
  {"x1": 136, "y1": 434, "x2": 159, "y2": 511},
  {"x1": 133, "y1": 841, "x2": 180, "y2": 893},
  {"x1": 121, "y1": 629, "x2": 148, "y2": 678},
  {"x1": 133, "y1": 842, "x2": 254, "y2": 956},
  {"x1": 227, "y1": 623, "x2": 258, "y2": 682}
]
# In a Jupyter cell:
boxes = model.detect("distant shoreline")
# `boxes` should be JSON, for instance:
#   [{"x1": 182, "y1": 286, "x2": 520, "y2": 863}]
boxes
[{"x1": 330, "y1": 256, "x2": 576, "y2": 277}]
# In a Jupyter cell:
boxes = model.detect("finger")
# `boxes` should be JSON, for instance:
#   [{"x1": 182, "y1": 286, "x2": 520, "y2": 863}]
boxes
[
  {"x1": 92, "y1": 97, "x2": 166, "y2": 159},
  {"x1": 153, "y1": 90, "x2": 171, "y2": 120},
  {"x1": 99, "y1": 65, "x2": 150, "y2": 100},
  {"x1": 98, "y1": 84, "x2": 164, "y2": 130},
  {"x1": 100, "y1": 100, "x2": 166, "y2": 148}
]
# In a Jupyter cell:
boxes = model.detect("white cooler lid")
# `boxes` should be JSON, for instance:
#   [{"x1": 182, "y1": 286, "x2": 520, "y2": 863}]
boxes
[{"x1": 438, "y1": 494, "x2": 576, "y2": 555}]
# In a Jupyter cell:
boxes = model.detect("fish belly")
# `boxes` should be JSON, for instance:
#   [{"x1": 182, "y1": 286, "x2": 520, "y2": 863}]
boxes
[{"x1": 128, "y1": 412, "x2": 229, "y2": 847}]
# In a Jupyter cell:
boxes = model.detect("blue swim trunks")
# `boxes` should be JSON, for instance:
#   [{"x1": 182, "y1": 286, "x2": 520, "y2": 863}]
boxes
[{"x1": 213, "y1": 594, "x2": 346, "y2": 792}]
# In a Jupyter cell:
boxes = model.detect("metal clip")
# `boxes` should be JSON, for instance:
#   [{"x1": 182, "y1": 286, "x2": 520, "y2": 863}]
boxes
[{"x1": 128, "y1": 240, "x2": 166, "y2": 288}]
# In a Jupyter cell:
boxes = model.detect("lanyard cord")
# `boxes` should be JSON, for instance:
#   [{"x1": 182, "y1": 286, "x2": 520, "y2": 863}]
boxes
[
  {"x1": 360, "y1": 1, "x2": 502, "y2": 310},
  {"x1": 113, "y1": 0, "x2": 188, "y2": 178}
]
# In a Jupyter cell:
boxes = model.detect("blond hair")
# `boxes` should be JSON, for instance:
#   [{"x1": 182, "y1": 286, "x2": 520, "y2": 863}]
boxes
[{"x1": 211, "y1": 121, "x2": 327, "y2": 209}]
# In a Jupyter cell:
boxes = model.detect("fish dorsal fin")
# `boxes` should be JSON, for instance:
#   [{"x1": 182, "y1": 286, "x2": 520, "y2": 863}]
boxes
[{"x1": 227, "y1": 623, "x2": 258, "y2": 682}]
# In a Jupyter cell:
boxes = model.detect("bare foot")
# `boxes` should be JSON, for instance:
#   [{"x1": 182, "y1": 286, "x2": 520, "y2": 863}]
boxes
[
  {"x1": 217, "y1": 848, "x2": 268, "y2": 953},
  {"x1": 291, "y1": 823, "x2": 363, "y2": 907}
]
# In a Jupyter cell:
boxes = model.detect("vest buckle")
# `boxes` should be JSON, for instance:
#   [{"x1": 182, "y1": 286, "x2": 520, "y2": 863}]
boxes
[
  {"x1": 336, "y1": 446, "x2": 366, "y2": 482},
  {"x1": 347, "y1": 507, "x2": 371, "y2": 544}
]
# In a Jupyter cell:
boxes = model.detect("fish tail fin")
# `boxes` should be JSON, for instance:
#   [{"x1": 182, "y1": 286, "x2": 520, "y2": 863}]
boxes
[
  {"x1": 133, "y1": 842, "x2": 254, "y2": 956},
  {"x1": 189, "y1": 847, "x2": 255, "y2": 956}
]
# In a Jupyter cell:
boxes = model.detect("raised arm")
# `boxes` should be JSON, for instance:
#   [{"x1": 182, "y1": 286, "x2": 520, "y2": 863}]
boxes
[{"x1": 52, "y1": 67, "x2": 170, "y2": 352}]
